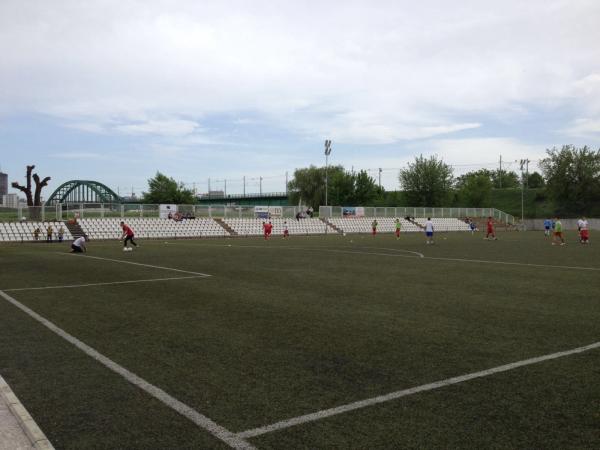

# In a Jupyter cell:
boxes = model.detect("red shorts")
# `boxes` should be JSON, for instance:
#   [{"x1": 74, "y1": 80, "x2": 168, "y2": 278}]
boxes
[
  {"x1": 372, "y1": 228, "x2": 377, "y2": 235},
  {"x1": 284, "y1": 230, "x2": 289, "y2": 236},
  {"x1": 554, "y1": 231, "x2": 563, "y2": 238},
  {"x1": 487, "y1": 228, "x2": 494, "y2": 234},
  {"x1": 581, "y1": 229, "x2": 589, "y2": 240},
  {"x1": 395, "y1": 229, "x2": 400, "y2": 237}
]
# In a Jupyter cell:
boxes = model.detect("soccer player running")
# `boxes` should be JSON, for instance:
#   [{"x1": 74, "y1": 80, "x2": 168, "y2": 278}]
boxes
[
  {"x1": 371, "y1": 219, "x2": 378, "y2": 236},
  {"x1": 485, "y1": 216, "x2": 497, "y2": 240},
  {"x1": 425, "y1": 217, "x2": 434, "y2": 244},
  {"x1": 578, "y1": 216, "x2": 590, "y2": 244},
  {"x1": 552, "y1": 217, "x2": 565, "y2": 246},
  {"x1": 120, "y1": 221, "x2": 138, "y2": 250},
  {"x1": 262, "y1": 221, "x2": 273, "y2": 240},
  {"x1": 394, "y1": 218, "x2": 401, "y2": 240}
]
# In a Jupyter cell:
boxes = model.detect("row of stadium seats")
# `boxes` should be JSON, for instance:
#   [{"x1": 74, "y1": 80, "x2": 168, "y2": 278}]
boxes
[
  {"x1": 0, "y1": 217, "x2": 475, "y2": 242},
  {"x1": 327, "y1": 217, "x2": 422, "y2": 233},
  {"x1": 223, "y1": 218, "x2": 331, "y2": 236},
  {"x1": 79, "y1": 218, "x2": 227, "y2": 240},
  {"x1": 0, "y1": 221, "x2": 74, "y2": 242},
  {"x1": 413, "y1": 218, "x2": 471, "y2": 232}
]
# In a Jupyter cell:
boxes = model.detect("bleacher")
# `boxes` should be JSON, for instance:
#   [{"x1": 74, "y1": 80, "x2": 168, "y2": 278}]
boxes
[
  {"x1": 327, "y1": 217, "x2": 421, "y2": 234},
  {"x1": 79, "y1": 218, "x2": 228, "y2": 240},
  {"x1": 0, "y1": 215, "x2": 478, "y2": 243},
  {"x1": 413, "y1": 218, "x2": 471, "y2": 232},
  {"x1": 0, "y1": 221, "x2": 74, "y2": 242},
  {"x1": 223, "y1": 218, "x2": 330, "y2": 236}
]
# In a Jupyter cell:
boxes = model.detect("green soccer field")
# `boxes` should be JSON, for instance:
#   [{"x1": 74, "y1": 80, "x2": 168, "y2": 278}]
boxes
[{"x1": 1, "y1": 231, "x2": 599, "y2": 449}]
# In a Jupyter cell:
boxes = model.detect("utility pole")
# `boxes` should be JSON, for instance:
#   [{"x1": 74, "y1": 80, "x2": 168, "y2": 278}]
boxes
[
  {"x1": 208, "y1": 178, "x2": 211, "y2": 198},
  {"x1": 499, "y1": 155, "x2": 502, "y2": 188},
  {"x1": 243, "y1": 176, "x2": 246, "y2": 196},
  {"x1": 259, "y1": 176, "x2": 263, "y2": 195},
  {"x1": 324, "y1": 140, "x2": 332, "y2": 206},
  {"x1": 519, "y1": 159, "x2": 530, "y2": 222},
  {"x1": 224, "y1": 179, "x2": 227, "y2": 197},
  {"x1": 285, "y1": 171, "x2": 288, "y2": 195},
  {"x1": 378, "y1": 168, "x2": 382, "y2": 188}
]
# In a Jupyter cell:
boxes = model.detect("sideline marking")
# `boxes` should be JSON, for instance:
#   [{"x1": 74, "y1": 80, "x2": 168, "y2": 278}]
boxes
[
  {"x1": 56, "y1": 253, "x2": 212, "y2": 277},
  {"x1": 4, "y1": 275, "x2": 207, "y2": 292},
  {"x1": 237, "y1": 340, "x2": 600, "y2": 438},
  {"x1": 0, "y1": 289, "x2": 254, "y2": 450}
]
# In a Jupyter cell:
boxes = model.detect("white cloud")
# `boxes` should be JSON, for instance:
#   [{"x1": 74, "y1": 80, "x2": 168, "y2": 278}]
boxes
[
  {"x1": 1, "y1": 0, "x2": 599, "y2": 143},
  {"x1": 52, "y1": 152, "x2": 108, "y2": 160},
  {"x1": 564, "y1": 118, "x2": 600, "y2": 138},
  {"x1": 113, "y1": 119, "x2": 200, "y2": 136}
]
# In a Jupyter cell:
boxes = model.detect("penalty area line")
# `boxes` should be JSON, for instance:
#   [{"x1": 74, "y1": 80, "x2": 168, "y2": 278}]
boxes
[
  {"x1": 3, "y1": 275, "x2": 207, "y2": 292},
  {"x1": 0, "y1": 289, "x2": 254, "y2": 450},
  {"x1": 236, "y1": 340, "x2": 600, "y2": 439},
  {"x1": 56, "y1": 253, "x2": 212, "y2": 277}
]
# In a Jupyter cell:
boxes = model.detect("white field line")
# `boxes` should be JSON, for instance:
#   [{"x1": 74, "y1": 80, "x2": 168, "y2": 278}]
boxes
[
  {"x1": 237, "y1": 341, "x2": 600, "y2": 439},
  {"x1": 0, "y1": 289, "x2": 254, "y2": 450},
  {"x1": 424, "y1": 256, "x2": 600, "y2": 271},
  {"x1": 56, "y1": 253, "x2": 212, "y2": 277},
  {"x1": 4, "y1": 275, "x2": 206, "y2": 292},
  {"x1": 166, "y1": 242, "x2": 600, "y2": 272}
]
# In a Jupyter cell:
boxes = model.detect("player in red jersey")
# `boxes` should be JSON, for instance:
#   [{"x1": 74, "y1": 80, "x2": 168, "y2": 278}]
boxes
[
  {"x1": 262, "y1": 221, "x2": 273, "y2": 240},
  {"x1": 120, "y1": 221, "x2": 138, "y2": 249},
  {"x1": 485, "y1": 216, "x2": 497, "y2": 240}
]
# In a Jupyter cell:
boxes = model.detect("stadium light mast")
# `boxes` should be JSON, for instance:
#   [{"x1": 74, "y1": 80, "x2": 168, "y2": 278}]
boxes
[{"x1": 324, "y1": 139, "x2": 332, "y2": 206}]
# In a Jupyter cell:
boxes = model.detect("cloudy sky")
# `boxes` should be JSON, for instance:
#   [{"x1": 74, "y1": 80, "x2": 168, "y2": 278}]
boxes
[{"x1": 1, "y1": 0, "x2": 599, "y2": 196}]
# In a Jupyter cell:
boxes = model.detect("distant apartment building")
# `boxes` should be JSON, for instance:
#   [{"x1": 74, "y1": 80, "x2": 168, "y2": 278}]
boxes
[
  {"x1": 2, "y1": 193, "x2": 20, "y2": 208},
  {"x1": 0, "y1": 172, "x2": 7, "y2": 196}
]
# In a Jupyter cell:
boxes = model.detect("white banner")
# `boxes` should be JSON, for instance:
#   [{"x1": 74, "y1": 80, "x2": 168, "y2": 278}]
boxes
[{"x1": 159, "y1": 204, "x2": 178, "y2": 219}]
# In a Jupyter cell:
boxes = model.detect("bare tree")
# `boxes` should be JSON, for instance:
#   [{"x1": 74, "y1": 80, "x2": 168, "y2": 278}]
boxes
[{"x1": 11, "y1": 165, "x2": 51, "y2": 218}]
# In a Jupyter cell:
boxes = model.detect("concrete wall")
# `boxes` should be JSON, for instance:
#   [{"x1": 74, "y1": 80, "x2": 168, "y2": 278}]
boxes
[{"x1": 523, "y1": 218, "x2": 600, "y2": 231}]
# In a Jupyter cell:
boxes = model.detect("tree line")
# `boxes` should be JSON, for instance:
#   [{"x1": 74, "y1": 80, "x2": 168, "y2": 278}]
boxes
[
  {"x1": 140, "y1": 145, "x2": 599, "y2": 216},
  {"x1": 288, "y1": 145, "x2": 600, "y2": 216}
]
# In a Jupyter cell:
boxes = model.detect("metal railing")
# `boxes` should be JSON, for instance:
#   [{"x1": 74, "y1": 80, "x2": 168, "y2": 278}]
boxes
[
  {"x1": 319, "y1": 206, "x2": 516, "y2": 225},
  {"x1": 0, "y1": 204, "x2": 312, "y2": 222}
]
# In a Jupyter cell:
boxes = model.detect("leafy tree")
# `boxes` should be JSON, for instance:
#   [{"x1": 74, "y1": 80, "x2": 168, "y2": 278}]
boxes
[
  {"x1": 354, "y1": 170, "x2": 381, "y2": 205},
  {"x1": 540, "y1": 145, "x2": 600, "y2": 214},
  {"x1": 399, "y1": 155, "x2": 453, "y2": 206},
  {"x1": 142, "y1": 172, "x2": 195, "y2": 204},
  {"x1": 491, "y1": 169, "x2": 520, "y2": 188},
  {"x1": 288, "y1": 166, "x2": 382, "y2": 208},
  {"x1": 455, "y1": 171, "x2": 493, "y2": 207},
  {"x1": 526, "y1": 171, "x2": 545, "y2": 188},
  {"x1": 327, "y1": 169, "x2": 356, "y2": 206}
]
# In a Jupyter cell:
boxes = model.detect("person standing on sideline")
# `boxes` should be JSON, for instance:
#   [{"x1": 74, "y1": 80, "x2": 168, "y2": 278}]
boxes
[
  {"x1": 58, "y1": 226, "x2": 65, "y2": 243},
  {"x1": 120, "y1": 221, "x2": 138, "y2": 249},
  {"x1": 46, "y1": 224, "x2": 53, "y2": 243},
  {"x1": 371, "y1": 219, "x2": 378, "y2": 236},
  {"x1": 578, "y1": 216, "x2": 590, "y2": 244},
  {"x1": 394, "y1": 218, "x2": 401, "y2": 240},
  {"x1": 552, "y1": 217, "x2": 565, "y2": 246},
  {"x1": 485, "y1": 217, "x2": 497, "y2": 240},
  {"x1": 543, "y1": 218, "x2": 552, "y2": 237},
  {"x1": 425, "y1": 218, "x2": 434, "y2": 244},
  {"x1": 70, "y1": 236, "x2": 87, "y2": 253}
]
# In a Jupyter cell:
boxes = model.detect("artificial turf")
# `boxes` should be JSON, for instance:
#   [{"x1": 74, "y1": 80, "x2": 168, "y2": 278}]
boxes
[{"x1": 0, "y1": 230, "x2": 598, "y2": 449}]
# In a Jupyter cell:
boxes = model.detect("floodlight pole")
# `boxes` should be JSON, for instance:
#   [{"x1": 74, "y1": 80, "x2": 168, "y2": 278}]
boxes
[{"x1": 324, "y1": 140, "x2": 332, "y2": 206}]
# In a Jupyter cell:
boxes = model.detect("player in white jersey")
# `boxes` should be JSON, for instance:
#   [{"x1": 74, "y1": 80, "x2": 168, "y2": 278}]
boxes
[
  {"x1": 70, "y1": 236, "x2": 87, "y2": 253},
  {"x1": 578, "y1": 217, "x2": 589, "y2": 244},
  {"x1": 425, "y1": 218, "x2": 434, "y2": 244}
]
